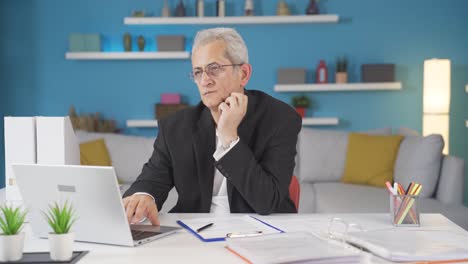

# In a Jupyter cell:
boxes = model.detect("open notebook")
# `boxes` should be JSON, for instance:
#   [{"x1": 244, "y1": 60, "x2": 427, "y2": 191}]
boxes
[
  {"x1": 226, "y1": 232, "x2": 362, "y2": 264},
  {"x1": 345, "y1": 229, "x2": 468, "y2": 262}
]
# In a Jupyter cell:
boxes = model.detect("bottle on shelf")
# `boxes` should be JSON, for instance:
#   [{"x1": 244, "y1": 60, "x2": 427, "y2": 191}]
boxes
[
  {"x1": 196, "y1": 0, "x2": 204, "y2": 17},
  {"x1": 306, "y1": 0, "x2": 319, "y2": 15},
  {"x1": 217, "y1": 0, "x2": 225, "y2": 17},
  {"x1": 335, "y1": 57, "x2": 348, "y2": 84},
  {"x1": 244, "y1": 0, "x2": 254, "y2": 16},
  {"x1": 316, "y1": 60, "x2": 328, "y2": 84},
  {"x1": 123, "y1": 33, "x2": 132, "y2": 52},
  {"x1": 137, "y1": 36, "x2": 145, "y2": 52},
  {"x1": 161, "y1": 0, "x2": 171, "y2": 17}
]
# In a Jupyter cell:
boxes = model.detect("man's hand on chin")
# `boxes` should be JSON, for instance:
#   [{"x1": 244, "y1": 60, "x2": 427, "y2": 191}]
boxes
[{"x1": 217, "y1": 92, "x2": 248, "y2": 147}]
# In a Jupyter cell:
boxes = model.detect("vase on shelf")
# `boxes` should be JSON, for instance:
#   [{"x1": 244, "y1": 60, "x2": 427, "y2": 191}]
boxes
[
  {"x1": 196, "y1": 0, "x2": 204, "y2": 17},
  {"x1": 244, "y1": 0, "x2": 254, "y2": 16},
  {"x1": 306, "y1": 0, "x2": 319, "y2": 15},
  {"x1": 123, "y1": 33, "x2": 132, "y2": 52},
  {"x1": 175, "y1": 0, "x2": 186, "y2": 17},
  {"x1": 276, "y1": 0, "x2": 290, "y2": 16},
  {"x1": 137, "y1": 36, "x2": 145, "y2": 52}
]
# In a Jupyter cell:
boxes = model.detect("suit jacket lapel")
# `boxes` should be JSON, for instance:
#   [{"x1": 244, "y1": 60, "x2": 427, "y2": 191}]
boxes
[
  {"x1": 192, "y1": 106, "x2": 216, "y2": 212},
  {"x1": 227, "y1": 90, "x2": 258, "y2": 206}
]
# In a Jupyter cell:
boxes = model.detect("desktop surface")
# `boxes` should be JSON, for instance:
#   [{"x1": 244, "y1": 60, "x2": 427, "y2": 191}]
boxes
[{"x1": 1, "y1": 189, "x2": 466, "y2": 264}]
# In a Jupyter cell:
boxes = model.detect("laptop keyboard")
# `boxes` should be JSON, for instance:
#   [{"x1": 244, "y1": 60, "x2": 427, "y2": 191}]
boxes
[{"x1": 131, "y1": 230, "x2": 161, "y2": 241}]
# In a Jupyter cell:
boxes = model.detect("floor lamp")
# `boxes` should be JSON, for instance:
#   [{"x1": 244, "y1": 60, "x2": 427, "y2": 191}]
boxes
[{"x1": 423, "y1": 59, "x2": 451, "y2": 154}]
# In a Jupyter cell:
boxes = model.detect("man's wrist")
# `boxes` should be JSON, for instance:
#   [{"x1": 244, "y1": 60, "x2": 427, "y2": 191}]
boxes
[{"x1": 221, "y1": 134, "x2": 238, "y2": 149}]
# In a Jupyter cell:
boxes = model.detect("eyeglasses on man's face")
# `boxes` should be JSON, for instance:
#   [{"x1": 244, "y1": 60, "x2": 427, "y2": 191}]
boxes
[{"x1": 189, "y1": 63, "x2": 243, "y2": 82}]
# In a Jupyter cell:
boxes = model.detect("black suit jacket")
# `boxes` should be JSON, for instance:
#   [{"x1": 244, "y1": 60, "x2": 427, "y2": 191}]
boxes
[{"x1": 124, "y1": 90, "x2": 302, "y2": 214}]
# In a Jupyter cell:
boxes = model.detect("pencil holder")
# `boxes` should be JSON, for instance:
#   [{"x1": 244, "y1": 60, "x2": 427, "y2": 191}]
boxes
[{"x1": 389, "y1": 194, "x2": 420, "y2": 226}]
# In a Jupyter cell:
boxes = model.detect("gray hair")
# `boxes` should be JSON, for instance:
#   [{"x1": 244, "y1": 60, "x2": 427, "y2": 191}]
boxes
[{"x1": 192, "y1": 27, "x2": 249, "y2": 64}]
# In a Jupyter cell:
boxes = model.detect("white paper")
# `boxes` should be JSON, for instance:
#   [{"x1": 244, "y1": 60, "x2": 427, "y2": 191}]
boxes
[
  {"x1": 226, "y1": 232, "x2": 362, "y2": 264},
  {"x1": 346, "y1": 229, "x2": 468, "y2": 262},
  {"x1": 180, "y1": 215, "x2": 281, "y2": 240}
]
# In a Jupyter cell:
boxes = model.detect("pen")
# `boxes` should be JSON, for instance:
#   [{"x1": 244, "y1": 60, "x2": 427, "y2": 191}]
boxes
[
  {"x1": 196, "y1": 223, "x2": 214, "y2": 233},
  {"x1": 226, "y1": 231, "x2": 263, "y2": 238}
]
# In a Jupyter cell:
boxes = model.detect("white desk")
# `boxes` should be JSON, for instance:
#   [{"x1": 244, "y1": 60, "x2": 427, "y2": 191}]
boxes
[{"x1": 1, "y1": 189, "x2": 467, "y2": 264}]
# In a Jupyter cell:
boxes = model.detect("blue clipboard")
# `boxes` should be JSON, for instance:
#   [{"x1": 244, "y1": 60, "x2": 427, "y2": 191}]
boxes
[{"x1": 176, "y1": 215, "x2": 285, "y2": 243}]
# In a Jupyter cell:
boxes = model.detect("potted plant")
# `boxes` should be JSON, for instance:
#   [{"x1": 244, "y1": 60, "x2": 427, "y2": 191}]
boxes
[
  {"x1": 336, "y1": 57, "x2": 348, "y2": 83},
  {"x1": 291, "y1": 95, "x2": 311, "y2": 118},
  {"x1": 0, "y1": 204, "x2": 27, "y2": 261},
  {"x1": 44, "y1": 201, "x2": 77, "y2": 261}
]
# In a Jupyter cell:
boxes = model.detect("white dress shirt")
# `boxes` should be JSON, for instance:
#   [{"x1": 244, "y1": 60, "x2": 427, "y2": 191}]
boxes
[{"x1": 134, "y1": 130, "x2": 239, "y2": 214}]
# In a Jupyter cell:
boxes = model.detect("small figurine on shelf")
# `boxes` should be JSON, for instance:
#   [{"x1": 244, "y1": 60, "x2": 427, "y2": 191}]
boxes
[
  {"x1": 196, "y1": 0, "x2": 204, "y2": 17},
  {"x1": 291, "y1": 95, "x2": 311, "y2": 118},
  {"x1": 316, "y1": 60, "x2": 328, "y2": 84},
  {"x1": 132, "y1": 10, "x2": 145, "y2": 17},
  {"x1": 306, "y1": 0, "x2": 319, "y2": 15},
  {"x1": 161, "y1": 0, "x2": 171, "y2": 17},
  {"x1": 123, "y1": 32, "x2": 132, "y2": 52},
  {"x1": 217, "y1": 0, "x2": 226, "y2": 17},
  {"x1": 276, "y1": 0, "x2": 291, "y2": 16},
  {"x1": 175, "y1": 0, "x2": 186, "y2": 17},
  {"x1": 244, "y1": 0, "x2": 254, "y2": 16},
  {"x1": 335, "y1": 57, "x2": 348, "y2": 83},
  {"x1": 137, "y1": 35, "x2": 145, "y2": 51}
]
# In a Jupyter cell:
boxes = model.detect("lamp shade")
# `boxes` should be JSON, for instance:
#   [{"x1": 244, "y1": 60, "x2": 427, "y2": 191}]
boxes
[{"x1": 423, "y1": 59, "x2": 451, "y2": 114}]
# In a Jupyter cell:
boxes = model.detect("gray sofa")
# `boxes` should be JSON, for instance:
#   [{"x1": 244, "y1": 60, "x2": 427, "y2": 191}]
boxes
[
  {"x1": 296, "y1": 128, "x2": 468, "y2": 230},
  {"x1": 76, "y1": 127, "x2": 468, "y2": 230}
]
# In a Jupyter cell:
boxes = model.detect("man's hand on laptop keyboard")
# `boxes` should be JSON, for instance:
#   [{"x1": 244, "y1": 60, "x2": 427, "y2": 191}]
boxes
[{"x1": 123, "y1": 194, "x2": 160, "y2": 226}]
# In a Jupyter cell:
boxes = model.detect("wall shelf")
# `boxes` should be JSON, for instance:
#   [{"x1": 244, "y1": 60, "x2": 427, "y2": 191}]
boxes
[
  {"x1": 274, "y1": 82, "x2": 402, "y2": 92},
  {"x1": 65, "y1": 52, "x2": 190, "y2": 60},
  {"x1": 302, "y1": 117, "x2": 339, "y2": 126},
  {"x1": 126, "y1": 118, "x2": 338, "y2": 128},
  {"x1": 124, "y1": 15, "x2": 339, "y2": 25},
  {"x1": 127, "y1": 120, "x2": 158, "y2": 128}
]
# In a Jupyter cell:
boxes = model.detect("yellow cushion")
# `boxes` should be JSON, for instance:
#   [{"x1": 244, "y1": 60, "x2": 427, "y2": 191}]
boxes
[
  {"x1": 341, "y1": 133, "x2": 403, "y2": 187},
  {"x1": 80, "y1": 139, "x2": 112, "y2": 167}
]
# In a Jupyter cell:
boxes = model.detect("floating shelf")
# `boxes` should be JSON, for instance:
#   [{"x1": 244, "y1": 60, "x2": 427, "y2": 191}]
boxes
[
  {"x1": 124, "y1": 15, "x2": 339, "y2": 25},
  {"x1": 65, "y1": 52, "x2": 190, "y2": 60},
  {"x1": 274, "y1": 82, "x2": 402, "y2": 92},
  {"x1": 302, "y1": 117, "x2": 339, "y2": 126},
  {"x1": 127, "y1": 120, "x2": 158, "y2": 128},
  {"x1": 126, "y1": 118, "x2": 338, "y2": 127}
]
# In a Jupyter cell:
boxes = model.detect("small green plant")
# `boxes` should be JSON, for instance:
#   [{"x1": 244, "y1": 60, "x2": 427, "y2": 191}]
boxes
[
  {"x1": 291, "y1": 95, "x2": 311, "y2": 108},
  {"x1": 0, "y1": 204, "x2": 27, "y2": 235},
  {"x1": 43, "y1": 201, "x2": 77, "y2": 234},
  {"x1": 336, "y1": 57, "x2": 348, "y2": 73}
]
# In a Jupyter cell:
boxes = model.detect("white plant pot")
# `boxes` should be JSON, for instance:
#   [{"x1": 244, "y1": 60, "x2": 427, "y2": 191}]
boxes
[
  {"x1": 48, "y1": 233, "x2": 74, "y2": 261},
  {"x1": 0, "y1": 232, "x2": 25, "y2": 261}
]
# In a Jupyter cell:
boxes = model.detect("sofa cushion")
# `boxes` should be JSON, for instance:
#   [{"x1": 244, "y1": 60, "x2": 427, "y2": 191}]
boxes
[
  {"x1": 341, "y1": 133, "x2": 403, "y2": 187},
  {"x1": 79, "y1": 139, "x2": 112, "y2": 167},
  {"x1": 296, "y1": 128, "x2": 392, "y2": 183},
  {"x1": 300, "y1": 182, "x2": 468, "y2": 230},
  {"x1": 75, "y1": 130, "x2": 156, "y2": 184},
  {"x1": 393, "y1": 134, "x2": 444, "y2": 198},
  {"x1": 297, "y1": 129, "x2": 348, "y2": 183}
]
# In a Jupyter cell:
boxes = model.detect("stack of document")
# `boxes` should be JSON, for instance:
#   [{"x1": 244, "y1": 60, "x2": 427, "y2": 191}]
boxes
[
  {"x1": 345, "y1": 229, "x2": 468, "y2": 262},
  {"x1": 225, "y1": 232, "x2": 362, "y2": 264}
]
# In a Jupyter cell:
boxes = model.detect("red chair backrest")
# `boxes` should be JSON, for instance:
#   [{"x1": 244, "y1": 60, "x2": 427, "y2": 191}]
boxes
[{"x1": 289, "y1": 175, "x2": 300, "y2": 211}]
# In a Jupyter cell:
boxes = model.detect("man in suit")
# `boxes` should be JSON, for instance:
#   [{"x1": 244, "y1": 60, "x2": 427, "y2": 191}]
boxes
[{"x1": 123, "y1": 27, "x2": 301, "y2": 225}]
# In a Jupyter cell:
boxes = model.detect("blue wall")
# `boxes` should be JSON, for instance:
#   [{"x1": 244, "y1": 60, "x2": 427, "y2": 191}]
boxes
[{"x1": 1, "y1": 0, "x2": 468, "y2": 203}]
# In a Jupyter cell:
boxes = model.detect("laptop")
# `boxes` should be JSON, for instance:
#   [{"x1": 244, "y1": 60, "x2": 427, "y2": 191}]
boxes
[{"x1": 13, "y1": 164, "x2": 181, "y2": 247}]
